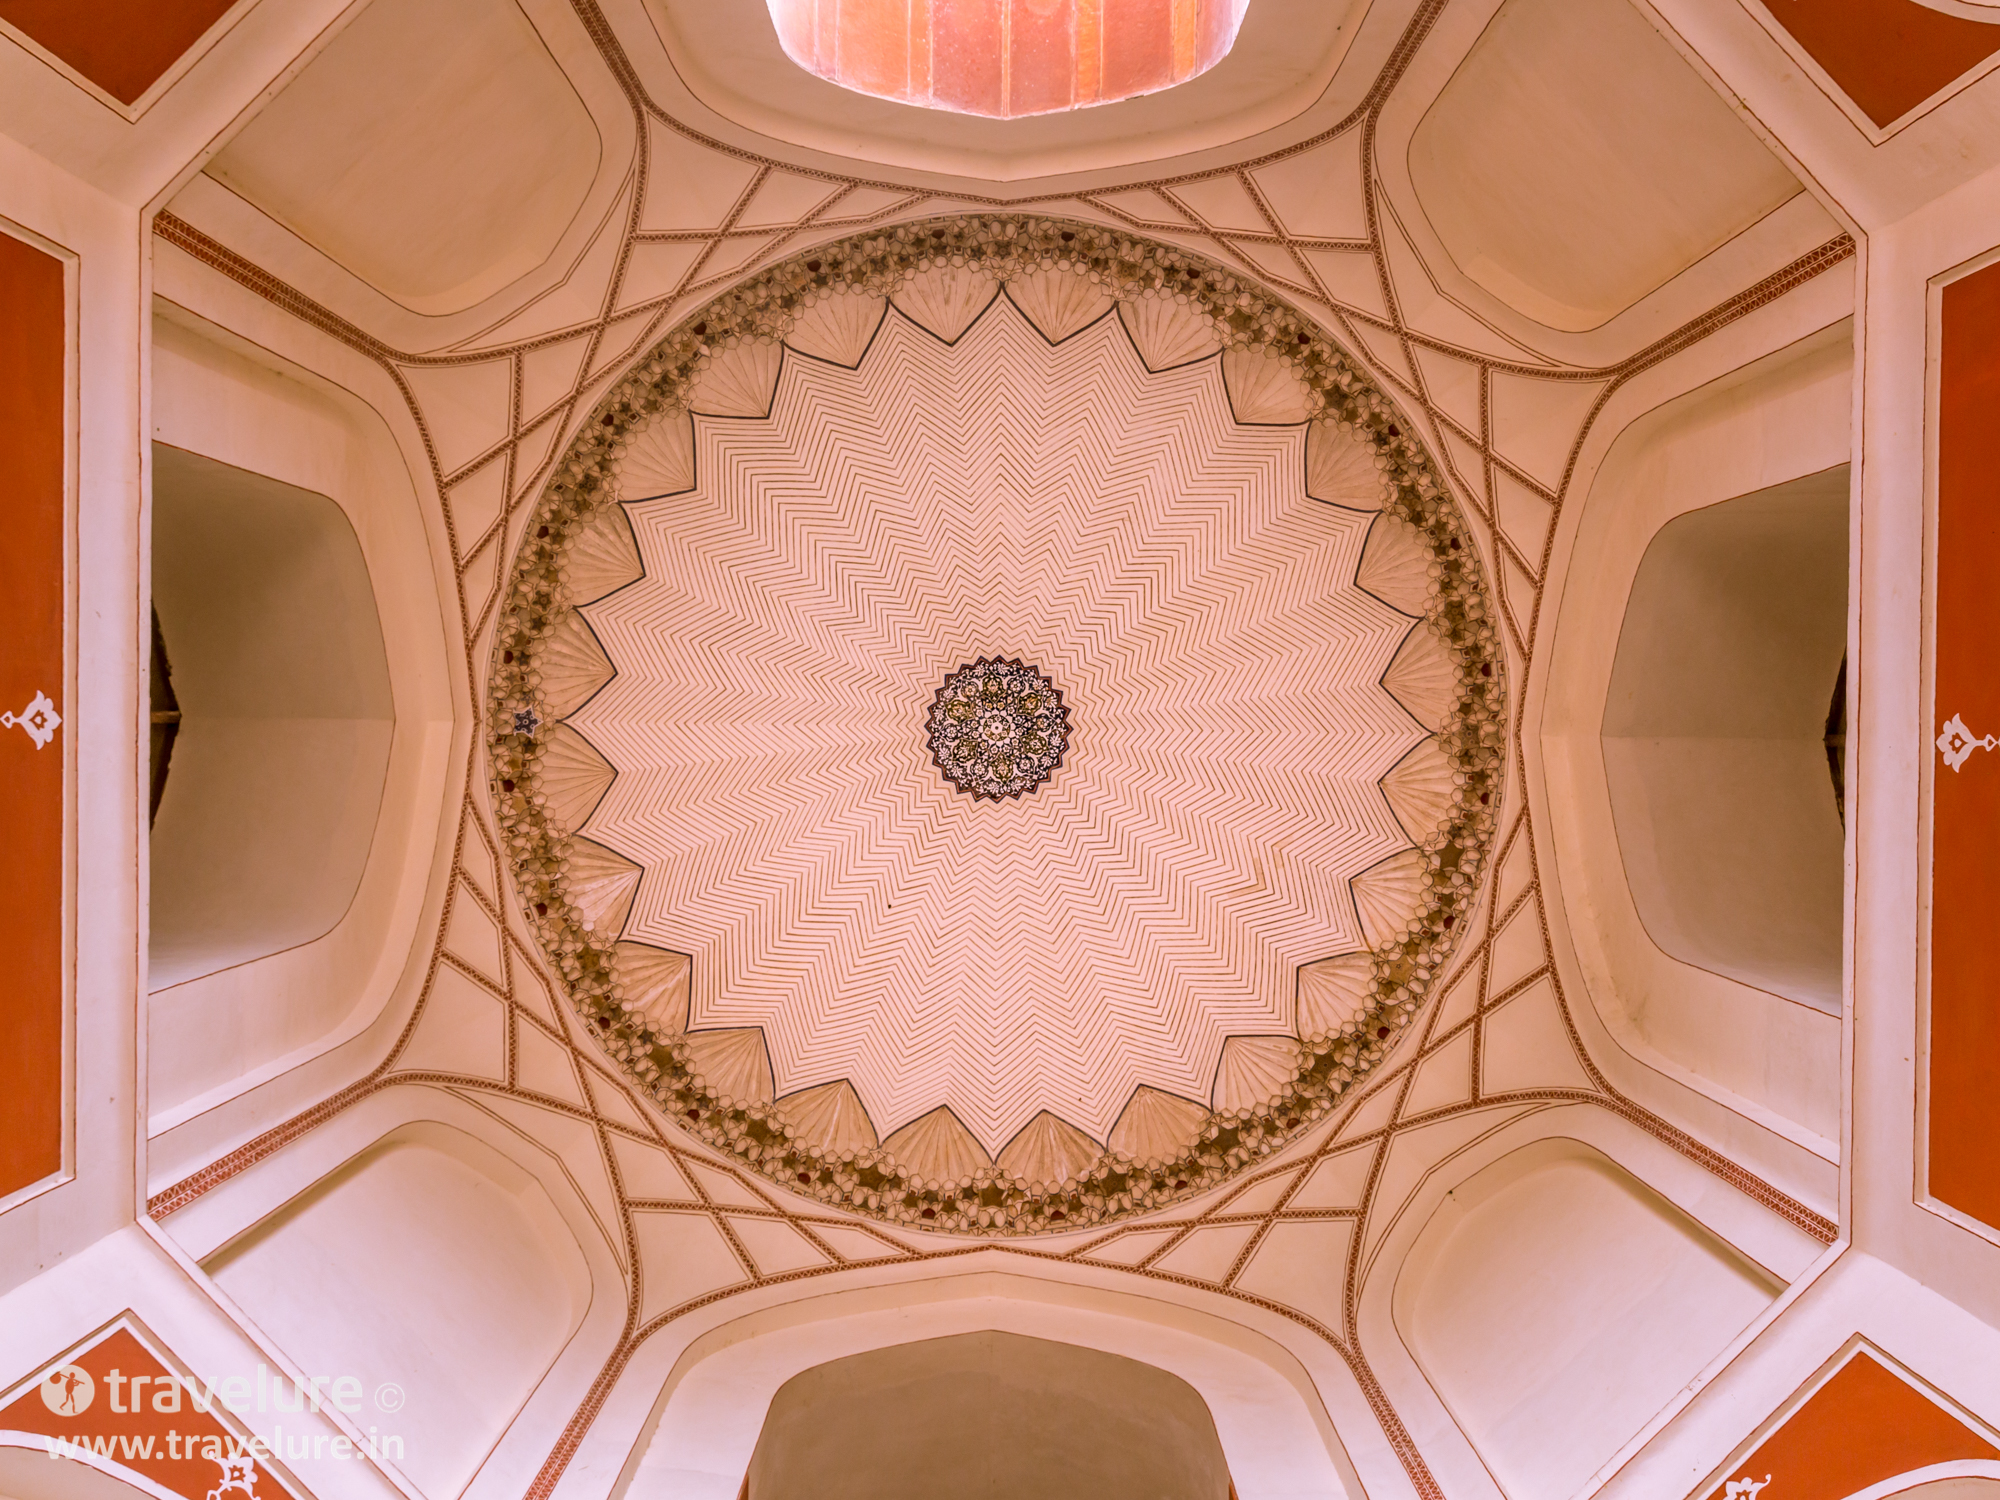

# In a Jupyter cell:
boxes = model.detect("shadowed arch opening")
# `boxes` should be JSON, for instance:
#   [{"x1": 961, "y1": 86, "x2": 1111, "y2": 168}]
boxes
[{"x1": 743, "y1": 1330, "x2": 1232, "y2": 1500}]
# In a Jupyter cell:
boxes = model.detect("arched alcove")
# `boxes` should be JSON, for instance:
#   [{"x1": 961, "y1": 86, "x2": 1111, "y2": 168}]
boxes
[
  {"x1": 1394, "y1": 1138, "x2": 1778, "y2": 1500},
  {"x1": 149, "y1": 443, "x2": 395, "y2": 990},
  {"x1": 623, "y1": 1269, "x2": 1361, "y2": 1500},
  {"x1": 1538, "y1": 325, "x2": 1850, "y2": 1151},
  {"x1": 204, "y1": 0, "x2": 603, "y2": 315},
  {"x1": 203, "y1": 1122, "x2": 589, "y2": 1500},
  {"x1": 743, "y1": 1331, "x2": 1231, "y2": 1500},
  {"x1": 1405, "y1": 0, "x2": 1799, "y2": 331},
  {"x1": 145, "y1": 304, "x2": 456, "y2": 1132},
  {"x1": 1601, "y1": 466, "x2": 1848, "y2": 1011}
]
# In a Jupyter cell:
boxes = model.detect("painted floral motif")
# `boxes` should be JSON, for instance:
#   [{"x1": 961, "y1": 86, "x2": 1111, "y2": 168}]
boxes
[
  {"x1": 1937, "y1": 712, "x2": 1995, "y2": 771},
  {"x1": 926, "y1": 657, "x2": 1070, "y2": 801},
  {"x1": 1, "y1": 689, "x2": 61, "y2": 750}
]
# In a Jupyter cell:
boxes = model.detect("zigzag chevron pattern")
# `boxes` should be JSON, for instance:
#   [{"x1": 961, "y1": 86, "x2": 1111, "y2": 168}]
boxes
[{"x1": 571, "y1": 297, "x2": 1426, "y2": 1152}]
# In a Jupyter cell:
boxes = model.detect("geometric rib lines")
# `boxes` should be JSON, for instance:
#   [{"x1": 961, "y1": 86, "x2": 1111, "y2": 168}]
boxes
[{"x1": 573, "y1": 296, "x2": 1427, "y2": 1154}]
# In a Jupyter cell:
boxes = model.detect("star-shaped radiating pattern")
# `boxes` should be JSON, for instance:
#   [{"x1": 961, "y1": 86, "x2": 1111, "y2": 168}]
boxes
[{"x1": 573, "y1": 302, "x2": 1420, "y2": 1150}]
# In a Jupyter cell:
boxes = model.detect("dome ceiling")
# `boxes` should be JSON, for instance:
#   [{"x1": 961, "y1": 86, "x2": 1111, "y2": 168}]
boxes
[
  {"x1": 490, "y1": 217, "x2": 1504, "y2": 1230},
  {"x1": 20, "y1": 0, "x2": 1935, "y2": 1487}
]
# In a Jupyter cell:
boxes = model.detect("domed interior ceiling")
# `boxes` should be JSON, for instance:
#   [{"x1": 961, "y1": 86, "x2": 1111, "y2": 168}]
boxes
[
  {"x1": 491, "y1": 217, "x2": 1504, "y2": 1231},
  {"x1": 35, "y1": 0, "x2": 2000, "y2": 1485},
  {"x1": 587, "y1": 303, "x2": 1412, "y2": 1140}
]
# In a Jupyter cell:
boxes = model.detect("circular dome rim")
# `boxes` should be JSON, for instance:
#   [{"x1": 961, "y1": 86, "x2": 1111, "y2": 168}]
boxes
[{"x1": 485, "y1": 213, "x2": 1507, "y2": 1236}]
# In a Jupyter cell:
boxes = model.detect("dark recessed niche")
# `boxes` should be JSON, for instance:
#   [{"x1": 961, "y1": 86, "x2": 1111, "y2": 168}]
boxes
[
  {"x1": 148, "y1": 607, "x2": 180, "y2": 827},
  {"x1": 745, "y1": 1332, "x2": 1232, "y2": 1500}
]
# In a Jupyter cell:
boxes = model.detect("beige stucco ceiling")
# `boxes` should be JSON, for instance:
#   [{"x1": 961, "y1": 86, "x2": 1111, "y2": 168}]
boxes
[{"x1": 18, "y1": 0, "x2": 2000, "y2": 1496}]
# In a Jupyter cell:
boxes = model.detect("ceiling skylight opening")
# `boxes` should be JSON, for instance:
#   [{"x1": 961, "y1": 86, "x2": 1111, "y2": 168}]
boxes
[{"x1": 766, "y1": 0, "x2": 1254, "y2": 119}]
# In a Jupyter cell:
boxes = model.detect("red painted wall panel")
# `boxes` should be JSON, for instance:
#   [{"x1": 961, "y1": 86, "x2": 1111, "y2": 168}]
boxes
[
  {"x1": 1933, "y1": 258, "x2": 2000, "y2": 1233},
  {"x1": 1701, "y1": 1352, "x2": 1996, "y2": 1498},
  {"x1": 0, "y1": 229, "x2": 65, "y2": 1201},
  {"x1": 0, "y1": 0, "x2": 238, "y2": 105},
  {"x1": 1, "y1": 1326, "x2": 287, "y2": 1499},
  {"x1": 1758, "y1": 0, "x2": 2000, "y2": 129}
]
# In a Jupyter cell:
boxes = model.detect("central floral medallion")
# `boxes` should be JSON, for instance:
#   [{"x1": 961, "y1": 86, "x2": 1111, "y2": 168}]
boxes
[{"x1": 926, "y1": 657, "x2": 1070, "y2": 801}]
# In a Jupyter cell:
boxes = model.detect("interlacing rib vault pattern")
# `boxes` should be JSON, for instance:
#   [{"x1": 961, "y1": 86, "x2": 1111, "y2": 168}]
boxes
[{"x1": 145, "y1": 0, "x2": 1853, "y2": 1494}]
